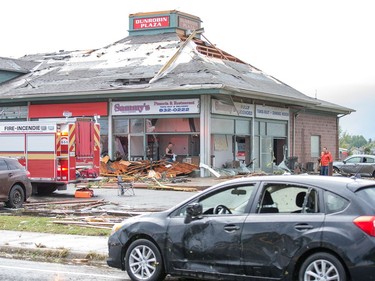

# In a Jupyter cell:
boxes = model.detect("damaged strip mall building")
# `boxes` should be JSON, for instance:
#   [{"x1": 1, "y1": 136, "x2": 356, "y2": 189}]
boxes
[{"x1": 0, "y1": 10, "x2": 353, "y2": 176}]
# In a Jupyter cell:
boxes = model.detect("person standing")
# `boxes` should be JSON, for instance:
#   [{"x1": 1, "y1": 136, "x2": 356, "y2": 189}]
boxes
[
  {"x1": 320, "y1": 147, "x2": 333, "y2": 176},
  {"x1": 164, "y1": 142, "x2": 174, "y2": 162}
]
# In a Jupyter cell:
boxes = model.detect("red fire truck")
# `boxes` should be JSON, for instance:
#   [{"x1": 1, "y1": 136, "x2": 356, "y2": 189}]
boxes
[{"x1": 0, "y1": 119, "x2": 100, "y2": 195}]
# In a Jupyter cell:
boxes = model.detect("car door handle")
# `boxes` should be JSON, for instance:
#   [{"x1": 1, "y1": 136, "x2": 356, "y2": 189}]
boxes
[
  {"x1": 294, "y1": 223, "x2": 314, "y2": 231},
  {"x1": 224, "y1": 224, "x2": 240, "y2": 232}
]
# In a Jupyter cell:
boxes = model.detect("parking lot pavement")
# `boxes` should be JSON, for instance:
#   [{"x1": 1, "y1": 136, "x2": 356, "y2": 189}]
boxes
[{"x1": 27, "y1": 176, "x2": 227, "y2": 210}]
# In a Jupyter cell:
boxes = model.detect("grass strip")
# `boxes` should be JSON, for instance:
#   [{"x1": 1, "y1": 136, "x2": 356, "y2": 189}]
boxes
[{"x1": 0, "y1": 215, "x2": 111, "y2": 236}]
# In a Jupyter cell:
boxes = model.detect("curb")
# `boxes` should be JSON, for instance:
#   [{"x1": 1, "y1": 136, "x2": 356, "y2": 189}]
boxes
[{"x1": 0, "y1": 245, "x2": 107, "y2": 267}]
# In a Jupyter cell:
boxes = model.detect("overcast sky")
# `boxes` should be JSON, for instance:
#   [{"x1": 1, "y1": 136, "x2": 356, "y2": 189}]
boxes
[{"x1": 2, "y1": 0, "x2": 375, "y2": 140}]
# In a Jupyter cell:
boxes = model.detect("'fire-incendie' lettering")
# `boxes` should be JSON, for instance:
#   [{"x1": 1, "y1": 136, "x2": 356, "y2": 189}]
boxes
[
  {"x1": 0, "y1": 124, "x2": 57, "y2": 133},
  {"x1": 4, "y1": 125, "x2": 41, "y2": 131}
]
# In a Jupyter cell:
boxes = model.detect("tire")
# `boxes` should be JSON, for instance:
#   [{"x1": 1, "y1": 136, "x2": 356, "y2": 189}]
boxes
[
  {"x1": 333, "y1": 167, "x2": 340, "y2": 174},
  {"x1": 5, "y1": 184, "x2": 25, "y2": 208},
  {"x1": 299, "y1": 252, "x2": 346, "y2": 281},
  {"x1": 125, "y1": 239, "x2": 166, "y2": 281}
]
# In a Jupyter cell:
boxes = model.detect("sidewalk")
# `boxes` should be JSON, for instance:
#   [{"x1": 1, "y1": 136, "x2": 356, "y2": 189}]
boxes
[
  {"x1": 0, "y1": 176, "x2": 229, "y2": 265},
  {"x1": 0, "y1": 230, "x2": 108, "y2": 260}
]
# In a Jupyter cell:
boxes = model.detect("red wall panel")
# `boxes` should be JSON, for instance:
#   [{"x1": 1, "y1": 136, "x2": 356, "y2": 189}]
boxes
[{"x1": 29, "y1": 102, "x2": 108, "y2": 118}]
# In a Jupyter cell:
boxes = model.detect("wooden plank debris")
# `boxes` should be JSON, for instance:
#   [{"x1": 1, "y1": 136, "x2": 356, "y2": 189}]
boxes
[{"x1": 100, "y1": 159, "x2": 199, "y2": 178}]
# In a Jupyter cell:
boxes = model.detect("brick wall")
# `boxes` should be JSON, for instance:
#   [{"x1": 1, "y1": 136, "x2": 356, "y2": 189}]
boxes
[{"x1": 291, "y1": 111, "x2": 338, "y2": 166}]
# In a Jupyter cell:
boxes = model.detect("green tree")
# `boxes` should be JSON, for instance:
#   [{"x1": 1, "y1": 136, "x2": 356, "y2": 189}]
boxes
[
  {"x1": 339, "y1": 130, "x2": 351, "y2": 149},
  {"x1": 339, "y1": 127, "x2": 368, "y2": 150},
  {"x1": 351, "y1": 135, "x2": 367, "y2": 148}
]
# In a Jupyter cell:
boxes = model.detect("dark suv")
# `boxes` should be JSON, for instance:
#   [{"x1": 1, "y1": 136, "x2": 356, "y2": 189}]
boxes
[{"x1": 0, "y1": 157, "x2": 32, "y2": 208}]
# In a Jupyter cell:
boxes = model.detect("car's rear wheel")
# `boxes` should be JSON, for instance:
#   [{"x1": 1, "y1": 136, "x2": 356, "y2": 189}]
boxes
[
  {"x1": 5, "y1": 184, "x2": 24, "y2": 208},
  {"x1": 125, "y1": 239, "x2": 166, "y2": 281},
  {"x1": 299, "y1": 252, "x2": 346, "y2": 281}
]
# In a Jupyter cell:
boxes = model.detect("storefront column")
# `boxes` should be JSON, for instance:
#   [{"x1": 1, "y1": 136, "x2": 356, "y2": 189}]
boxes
[
  {"x1": 108, "y1": 99, "x2": 113, "y2": 158},
  {"x1": 200, "y1": 95, "x2": 211, "y2": 177}
]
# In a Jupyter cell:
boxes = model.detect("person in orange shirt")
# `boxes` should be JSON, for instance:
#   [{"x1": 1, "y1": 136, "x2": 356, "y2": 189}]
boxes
[{"x1": 320, "y1": 147, "x2": 333, "y2": 176}]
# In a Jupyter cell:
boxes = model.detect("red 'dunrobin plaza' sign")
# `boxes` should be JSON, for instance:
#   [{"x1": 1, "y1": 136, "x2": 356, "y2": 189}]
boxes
[{"x1": 133, "y1": 16, "x2": 170, "y2": 29}]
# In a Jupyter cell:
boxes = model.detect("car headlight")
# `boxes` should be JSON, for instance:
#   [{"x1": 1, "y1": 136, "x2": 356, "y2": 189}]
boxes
[{"x1": 111, "y1": 222, "x2": 126, "y2": 235}]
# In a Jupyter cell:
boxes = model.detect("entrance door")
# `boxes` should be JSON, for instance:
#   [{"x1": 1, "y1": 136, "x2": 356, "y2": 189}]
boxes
[{"x1": 273, "y1": 138, "x2": 286, "y2": 165}]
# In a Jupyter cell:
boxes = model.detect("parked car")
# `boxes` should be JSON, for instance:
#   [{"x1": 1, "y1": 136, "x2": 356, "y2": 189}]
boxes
[
  {"x1": 107, "y1": 175, "x2": 375, "y2": 281},
  {"x1": 333, "y1": 154, "x2": 375, "y2": 177},
  {"x1": 0, "y1": 157, "x2": 32, "y2": 208}
]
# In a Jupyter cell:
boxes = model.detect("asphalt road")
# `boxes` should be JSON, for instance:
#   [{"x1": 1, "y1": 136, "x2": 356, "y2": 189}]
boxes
[
  {"x1": 0, "y1": 257, "x2": 126, "y2": 281},
  {"x1": 0, "y1": 257, "x2": 186, "y2": 281}
]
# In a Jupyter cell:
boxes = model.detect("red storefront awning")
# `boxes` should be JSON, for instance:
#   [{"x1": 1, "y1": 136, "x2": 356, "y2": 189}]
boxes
[{"x1": 29, "y1": 102, "x2": 108, "y2": 118}]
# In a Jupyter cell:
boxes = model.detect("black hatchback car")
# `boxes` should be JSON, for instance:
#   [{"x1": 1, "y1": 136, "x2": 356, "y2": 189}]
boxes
[
  {"x1": 0, "y1": 157, "x2": 32, "y2": 208},
  {"x1": 107, "y1": 175, "x2": 375, "y2": 281}
]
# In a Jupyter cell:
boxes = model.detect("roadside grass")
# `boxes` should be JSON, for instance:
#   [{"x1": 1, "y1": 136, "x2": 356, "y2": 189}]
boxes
[
  {"x1": 0, "y1": 246, "x2": 107, "y2": 265},
  {"x1": 0, "y1": 215, "x2": 111, "y2": 236}
]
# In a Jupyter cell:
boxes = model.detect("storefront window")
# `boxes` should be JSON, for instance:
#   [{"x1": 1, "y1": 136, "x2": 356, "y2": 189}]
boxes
[
  {"x1": 261, "y1": 136, "x2": 273, "y2": 172},
  {"x1": 235, "y1": 119, "x2": 251, "y2": 135},
  {"x1": 114, "y1": 119, "x2": 129, "y2": 134},
  {"x1": 211, "y1": 134, "x2": 233, "y2": 168},
  {"x1": 98, "y1": 117, "x2": 108, "y2": 156},
  {"x1": 130, "y1": 119, "x2": 144, "y2": 133},
  {"x1": 130, "y1": 136, "x2": 144, "y2": 160},
  {"x1": 146, "y1": 118, "x2": 200, "y2": 133},
  {"x1": 113, "y1": 118, "x2": 129, "y2": 160},
  {"x1": 267, "y1": 122, "x2": 287, "y2": 136},
  {"x1": 259, "y1": 122, "x2": 266, "y2": 135},
  {"x1": 254, "y1": 121, "x2": 259, "y2": 135},
  {"x1": 212, "y1": 118, "x2": 234, "y2": 134}
]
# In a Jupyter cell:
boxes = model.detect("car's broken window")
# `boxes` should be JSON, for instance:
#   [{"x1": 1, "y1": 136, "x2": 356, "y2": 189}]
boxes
[
  {"x1": 257, "y1": 184, "x2": 319, "y2": 213},
  {"x1": 198, "y1": 185, "x2": 255, "y2": 215},
  {"x1": 324, "y1": 191, "x2": 349, "y2": 214},
  {"x1": 171, "y1": 185, "x2": 255, "y2": 217}
]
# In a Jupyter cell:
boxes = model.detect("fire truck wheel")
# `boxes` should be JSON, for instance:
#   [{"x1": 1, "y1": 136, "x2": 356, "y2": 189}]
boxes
[{"x1": 6, "y1": 185, "x2": 25, "y2": 209}]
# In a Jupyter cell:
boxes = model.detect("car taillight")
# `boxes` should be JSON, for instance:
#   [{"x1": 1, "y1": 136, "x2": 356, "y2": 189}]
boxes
[
  {"x1": 353, "y1": 216, "x2": 375, "y2": 236},
  {"x1": 27, "y1": 171, "x2": 31, "y2": 178}
]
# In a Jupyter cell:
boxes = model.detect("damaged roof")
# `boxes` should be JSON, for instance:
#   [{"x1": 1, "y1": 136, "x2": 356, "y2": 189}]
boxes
[
  {"x1": 0, "y1": 33, "x2": 352, "y2": 113},
  {"x1": 0, "y1": 56, "x2": 39, "y2": 73}
]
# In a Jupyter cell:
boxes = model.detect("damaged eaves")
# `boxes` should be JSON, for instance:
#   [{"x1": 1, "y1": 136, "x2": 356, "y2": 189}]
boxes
[{"x1": 116, "y1": 77, "x2": 152, "y2": 85}]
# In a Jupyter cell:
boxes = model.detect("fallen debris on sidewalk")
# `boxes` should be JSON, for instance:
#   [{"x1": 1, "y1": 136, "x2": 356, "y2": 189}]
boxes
[{"x1": 100, "y1": 158, "x2": 199, "y2": 178}]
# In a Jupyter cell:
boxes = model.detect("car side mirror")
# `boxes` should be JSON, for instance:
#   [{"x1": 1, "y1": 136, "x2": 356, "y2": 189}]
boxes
[
  {"x1": 343, "y1": 161, "x2": 346, "y2": 164},
  {"x1": 185, "y1": 203, "x2": 203, "y2": 223}
]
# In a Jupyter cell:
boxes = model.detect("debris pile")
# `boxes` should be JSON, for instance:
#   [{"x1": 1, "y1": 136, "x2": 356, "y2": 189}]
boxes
[
  {"x1": 23, "y1": 198, "x2": 109, "y2": 215},
  {"x1": 22, "y1": 198, "x2": 147, "y2": 230},
  {"x1": 100, "y1": 157, "x2": 199, "y2": 179}
]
